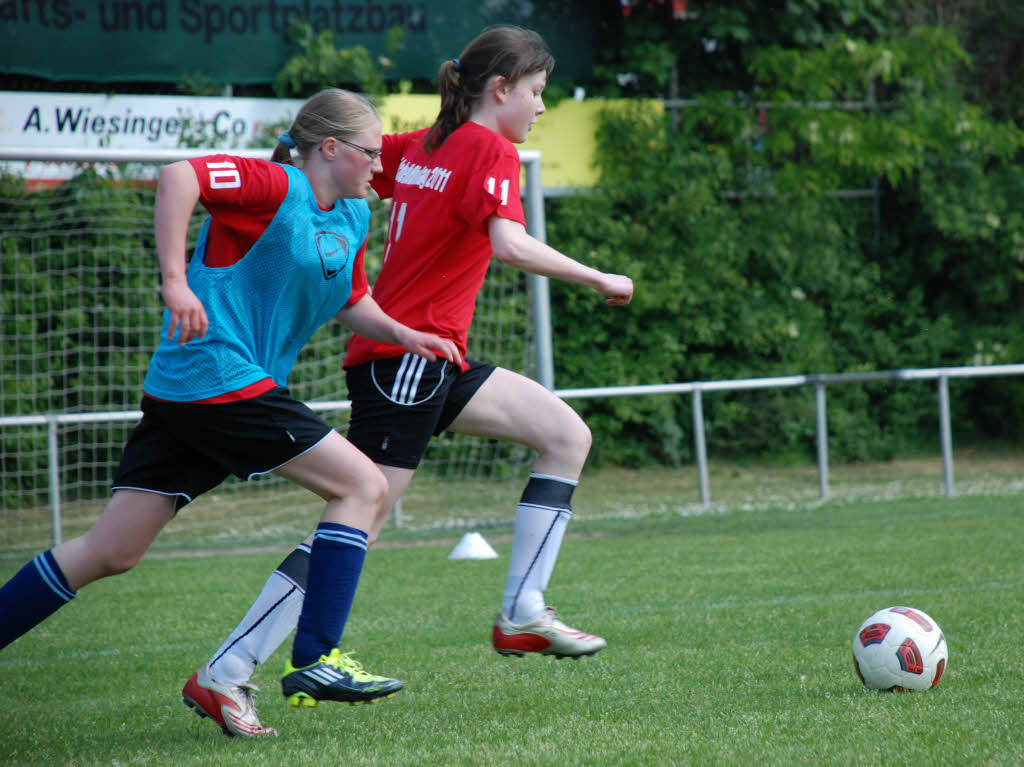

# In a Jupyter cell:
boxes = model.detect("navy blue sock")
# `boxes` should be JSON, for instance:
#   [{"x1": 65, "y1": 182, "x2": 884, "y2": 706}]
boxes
[
  {"x1": 291, "y1": 523, "x2": 368, "y2": 668},
  {"x1": 0, "y1": 550, "x2": 77, "y2": 650}
]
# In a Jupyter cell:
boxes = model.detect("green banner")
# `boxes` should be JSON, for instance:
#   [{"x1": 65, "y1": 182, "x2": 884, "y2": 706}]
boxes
[{"x1": 0, "y1": 1, "x2": 600, "y2": 85}]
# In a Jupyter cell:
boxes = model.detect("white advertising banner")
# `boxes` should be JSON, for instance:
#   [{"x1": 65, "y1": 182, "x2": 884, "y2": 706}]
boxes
[{"x1": 0, "y1": 91, "x2": 303, "y2": 180}]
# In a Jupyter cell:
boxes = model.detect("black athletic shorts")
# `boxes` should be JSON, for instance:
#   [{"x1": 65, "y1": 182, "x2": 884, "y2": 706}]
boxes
[
  {"x1": 111, "y1": 386, "x2": 333, "y2": 511},
  {"x1": 345, "y1": 354, "x2": 496, "y2": 470}
]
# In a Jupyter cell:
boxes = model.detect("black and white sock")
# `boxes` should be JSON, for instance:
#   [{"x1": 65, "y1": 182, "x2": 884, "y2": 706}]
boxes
[
  {"x1": 502, "y1": 473, "x2": 576, "y2": 624},
  {"x1": 207, "y1": 543, "x2": 310, "y2": 686}
]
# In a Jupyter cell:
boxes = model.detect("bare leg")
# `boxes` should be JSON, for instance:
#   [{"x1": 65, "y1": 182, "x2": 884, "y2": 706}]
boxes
[
  {"x1": 448, "y1": 368, "x2": 591, "y2": 478},
  {"x1": 367, "y1": 464, "x2": 416, "y2": 545},
  {"x1": 0, "y1": 489, "x2": 175, "y2": 651},
  {"x1": 53, "y1": 489, "x2": 176, "y2": 590},
  {"x1": 271, "y1": 431, "x2": 389, "y2": 669},
  {"x1": 196, "y1": 433, "x2": 390, "y2": 700},
  {"x1": 188, "y1": 370, "x2": 594, "y2": 694},
  {"x1": 273, "y1": 430, "x2": 387, "y2": 530}
]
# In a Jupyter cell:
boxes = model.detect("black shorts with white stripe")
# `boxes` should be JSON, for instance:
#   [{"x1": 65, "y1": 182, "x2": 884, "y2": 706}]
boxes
[
  {"x1": 112, "y1": 387, "x2": 333, "y2": 511},
  {"x1": 344, "y1": 355, "x2": 495, "y2": 469}
]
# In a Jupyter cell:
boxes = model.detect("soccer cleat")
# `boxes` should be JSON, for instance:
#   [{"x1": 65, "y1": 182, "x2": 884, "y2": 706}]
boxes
[
  {"x1": 492, "y1": 605, "x2": 607, "y2": 659},
  {"x1": 182, "y1": 664, "x2": 277, "y2": 737},
  {"x1": 281, "y1": 648, "x2": 404, "y2": 708}
]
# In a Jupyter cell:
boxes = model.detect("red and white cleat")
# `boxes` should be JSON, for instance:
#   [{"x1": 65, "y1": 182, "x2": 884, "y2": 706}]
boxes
[
  {"x1": 492, "y1": 606, "x2": 606, "y2": 659},
  {"x1": 182, "y1": 664, "x2": 277, "y2": 737}
]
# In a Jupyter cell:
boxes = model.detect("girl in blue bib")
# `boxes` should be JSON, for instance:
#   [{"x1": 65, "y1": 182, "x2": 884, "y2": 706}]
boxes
[{"x1": 0, "y1": 89, "x2": 461, "y2": 732}]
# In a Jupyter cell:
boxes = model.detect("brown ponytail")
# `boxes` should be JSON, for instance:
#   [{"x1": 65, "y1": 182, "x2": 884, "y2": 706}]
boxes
[{"x1": 271, "y1": 141, "x2": 293, "y2": 165}]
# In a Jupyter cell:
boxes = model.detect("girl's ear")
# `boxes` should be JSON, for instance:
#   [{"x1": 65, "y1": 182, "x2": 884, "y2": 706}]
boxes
[
  {"x1": 319, "y1": 137, "x2": 338, "y2": 160},
  {"x1": 490, "y1": 75, "x2": 510, "y2": 104}
]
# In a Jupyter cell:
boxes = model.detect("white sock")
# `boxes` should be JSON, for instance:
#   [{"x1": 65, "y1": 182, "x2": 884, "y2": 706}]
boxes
[
  {"x1": 502, "y1": 474, "x2": 576, "y2": 624},
  {"x1": 208, "y1": 544, "x2": 309, "y2": 687}
]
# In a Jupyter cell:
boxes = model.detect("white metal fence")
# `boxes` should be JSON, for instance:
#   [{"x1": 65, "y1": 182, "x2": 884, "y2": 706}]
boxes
[
  {"x1": 2, "y1": 363, "x2": 1022, "y2": 546},
  {"x1": 557, "y1": 363, "x2": 1024, "y2": 506}
]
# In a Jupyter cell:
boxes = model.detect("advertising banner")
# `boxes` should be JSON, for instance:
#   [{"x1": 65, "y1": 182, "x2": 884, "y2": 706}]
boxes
[{"x1": 0, "y1": 91, "x2": 606, "y2": 188}]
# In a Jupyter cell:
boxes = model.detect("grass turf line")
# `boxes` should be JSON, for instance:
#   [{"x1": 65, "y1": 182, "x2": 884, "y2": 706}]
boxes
[{"x1": 0, "y1": 494, "x2": 1022, "y2": 766}]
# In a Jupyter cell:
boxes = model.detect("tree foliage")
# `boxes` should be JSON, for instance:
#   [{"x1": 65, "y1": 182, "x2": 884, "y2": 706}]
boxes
[
  {"x1": 595, "y1": 0, "x2": 899, "y2": 97},
  {"x1": 548, "y1": 17, "x2": 1023, "y2": 465},
  {"x1": 274, "y1": 20, "x2": 406, "y2": 98}
]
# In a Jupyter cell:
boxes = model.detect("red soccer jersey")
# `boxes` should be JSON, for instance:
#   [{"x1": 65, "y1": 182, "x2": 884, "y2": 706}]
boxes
[{"x1": 344, "y1": 122, "x2": 527, "y2": 371}]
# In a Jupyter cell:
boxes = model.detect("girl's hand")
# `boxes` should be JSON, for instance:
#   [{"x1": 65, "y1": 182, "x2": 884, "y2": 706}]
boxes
[
  {"x1": 161, "y1": 277, "x2": 209, "y2": 345},
  {"x1": 395, "y1": 326, "x2": 463, "y2": 367},
  {"x1": 598, "y1": 273, "x2": 634, "y2": 306}
]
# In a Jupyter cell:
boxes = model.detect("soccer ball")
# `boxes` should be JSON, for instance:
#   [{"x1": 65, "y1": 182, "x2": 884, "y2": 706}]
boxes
[{"x1": 852, "y1": 606, "x2": 948, "y2": 691}]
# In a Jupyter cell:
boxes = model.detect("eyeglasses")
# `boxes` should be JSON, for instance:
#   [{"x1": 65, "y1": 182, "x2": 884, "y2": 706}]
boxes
[{"x1": 338, "y1": 138, "x2": 382, "y2": 160}]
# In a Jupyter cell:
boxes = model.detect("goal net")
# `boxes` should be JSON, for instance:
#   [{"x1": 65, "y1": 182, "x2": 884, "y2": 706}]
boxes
[{"x1": 0, "y1": 150, "x2": 539, "y2": 553}]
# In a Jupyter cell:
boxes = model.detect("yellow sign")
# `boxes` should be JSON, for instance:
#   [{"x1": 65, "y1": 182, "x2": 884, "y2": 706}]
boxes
[
  {"x1": 377, "y1": 94, "x2": 603, "y2": 189},
  {"x1": 376, "y1": 94, "x2": 439, "y2": 134},
  {"x1": 520, "y1": 99, "x2": 604, "y2": 188}
]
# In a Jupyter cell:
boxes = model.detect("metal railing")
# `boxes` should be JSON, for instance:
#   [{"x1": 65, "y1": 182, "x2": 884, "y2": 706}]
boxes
[
  {"x1": 555, "y1": 363, "x2": 1024, "y2": 506},
  {"x1": 2, "y1": 363, "x2": 1022, "y2": 546}
]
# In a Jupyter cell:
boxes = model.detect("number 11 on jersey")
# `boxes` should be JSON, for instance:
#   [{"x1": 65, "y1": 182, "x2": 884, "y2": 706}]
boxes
[{"x1": 486, "y1": 176, "x2": 510, "y2": 206}]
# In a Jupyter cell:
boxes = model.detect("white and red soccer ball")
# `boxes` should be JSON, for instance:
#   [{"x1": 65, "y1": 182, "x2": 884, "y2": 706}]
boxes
[{"x1": 852, "y1": 606, "x2": 948, "y2": 691}]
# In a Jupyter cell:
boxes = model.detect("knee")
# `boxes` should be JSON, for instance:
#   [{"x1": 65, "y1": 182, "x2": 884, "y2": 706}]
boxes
[
  {"x1": 349, "y1": 463, "x2": 389, "y2": 511},
  {"x1": 544, "y1": 413, "x2": 592, "y2": 462},
  {"x1": 576, "y1": 420, "x2": 594, "y2": 455},
  {"x1": 80, "y1": 536, "x2": 144, "y2": 580},
  {"x1": 367, "y1": 466, "x2": 389, "y2": 509},
  {"x1": 98, "y1": 552, "x2": 142, "y2": 578}
]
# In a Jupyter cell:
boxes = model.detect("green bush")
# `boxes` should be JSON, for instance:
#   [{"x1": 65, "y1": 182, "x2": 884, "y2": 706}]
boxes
[{"x1": 545, "y1": 28, "x2": 1024, "y2": 466}]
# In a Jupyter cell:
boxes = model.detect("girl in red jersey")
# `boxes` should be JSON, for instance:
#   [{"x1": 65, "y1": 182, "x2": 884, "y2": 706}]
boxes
[
  {"x1": 0, "y1": 88, "x2": 461, "y2": 735},
  {"x1": 347, "y1": 27, "x2": 632, "y2": 660},
  {"x1": 186, "y1": 27, "x2": 634, "y2": 735}
]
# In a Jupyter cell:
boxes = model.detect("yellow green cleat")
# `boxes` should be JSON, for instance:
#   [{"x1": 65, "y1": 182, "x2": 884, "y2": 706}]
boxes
[{"x1": 281, "y1": 648, "x2": 403, "y2": 708}]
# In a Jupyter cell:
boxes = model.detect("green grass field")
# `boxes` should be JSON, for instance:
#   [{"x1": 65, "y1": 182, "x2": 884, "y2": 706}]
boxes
[{"x1": 1, "y1": 492, "x2": 1022, "y2": 766}]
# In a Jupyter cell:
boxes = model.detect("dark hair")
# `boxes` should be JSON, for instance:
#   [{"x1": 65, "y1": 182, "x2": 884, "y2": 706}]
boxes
[
  {"x1": 423, "y1": 26, "x2": 555, "y2": 154},
  {"x1": 271, "y1": 88, "x2": 379, "y2": 166}
]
